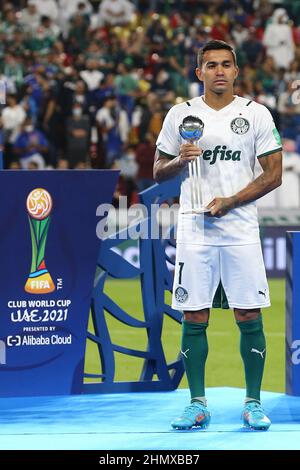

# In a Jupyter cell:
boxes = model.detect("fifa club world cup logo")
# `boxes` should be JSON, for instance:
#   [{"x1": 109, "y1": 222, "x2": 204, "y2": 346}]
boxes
[{"x1": 25, "y1": 188, "x2": 55, "y2": 294}]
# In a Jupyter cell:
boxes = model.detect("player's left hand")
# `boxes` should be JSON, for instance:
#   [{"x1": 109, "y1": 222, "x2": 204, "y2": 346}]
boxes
[{"x1": 206, "y1": 197, "x2": 235, "y2": 217}]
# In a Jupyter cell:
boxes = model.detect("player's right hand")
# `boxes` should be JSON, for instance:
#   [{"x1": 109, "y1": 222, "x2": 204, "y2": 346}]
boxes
[
  {"x1": 206, "y1": 197, "x2": 236, "y2": 217},
  {"x1": 179, "y1": 143, "x2": 203, "y2": 163}
]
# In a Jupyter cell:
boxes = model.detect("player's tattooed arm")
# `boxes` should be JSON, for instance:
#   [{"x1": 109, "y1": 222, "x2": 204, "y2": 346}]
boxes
[
  {"x1": 153, "y1": 144, "x2": 202, "y2": 182},
  {"x1": 207, "y1": 150, "x2": 282, "y2": 217}
]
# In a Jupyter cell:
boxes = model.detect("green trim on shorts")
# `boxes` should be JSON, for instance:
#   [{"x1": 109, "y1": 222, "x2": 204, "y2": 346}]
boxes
[
  {"x1": 212, "y1": 281, "x2": 229, "y2": 309},
  {"x1": 257, "y1": 147, "x2": 282, "y2": 159},
  {"x1": 158, "y1": 150, "x2": 177, "y2": 160}
]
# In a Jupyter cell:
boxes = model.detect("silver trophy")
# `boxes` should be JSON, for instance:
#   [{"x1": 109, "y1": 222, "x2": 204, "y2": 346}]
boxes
[{"x1": 179, "y1": 115, "x2": 207, "y2": 213}]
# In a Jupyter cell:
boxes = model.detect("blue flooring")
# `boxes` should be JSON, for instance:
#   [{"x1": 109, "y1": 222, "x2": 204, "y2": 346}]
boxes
[{"x1": 0, "y1": 388, "x2": 300, "y2": 450}]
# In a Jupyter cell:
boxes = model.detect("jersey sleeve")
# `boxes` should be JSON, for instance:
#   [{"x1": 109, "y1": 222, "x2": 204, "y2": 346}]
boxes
[
  {"x1": 254, "y1": 105, "x2": 282, "y2": 159},
  {"x1": 156, "y1": 106, "x2": 181, "y2": 159}
]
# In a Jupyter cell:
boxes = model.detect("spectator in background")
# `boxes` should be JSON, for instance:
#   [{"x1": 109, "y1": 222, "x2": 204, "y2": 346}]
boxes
[
  {"x1": 30, "y1": 0, "x2": 59, "y2": 23},
  {"x1": 151, "y1": 69, "x2": 173, "y2": 100},
  {"x1": 98, "y1": 0, "x2": 135, "y2": 27},
  {"x1": 256, "y1": 56, "x2": 277, "y2": 95},
  {"x1": 0, "y1": 5, "x2": 19, "y2": 42},
  {"x1": 19, "y1": 1, "x2": 41, "y2": 33},
  {"x1": 96, "y1": 94, "x2": 129, "y2": 167},
  {"x1": 84, "y1": 41, "x2": 112, "y2": 70},
  {"x1": 135, "y1": 132, "x2": 155, "y2": 191},
  {"x1": 278, "y1": 80, "x2": 300, "y2": 139},
  {"x1": 38, "y1": 80, "x2": 64, "y2": 167},
  {"x1": 186, "y1": 29, "x2": 207, "y2": 98},
  {"x1": 27, "y1": 160, "x2": 40, "y2": 169},
  {"x1": 138, "y1": 93, "x2": 164, "y2": 141},
  {"x1": 90, "y1": 73, "x2": 116, "y2": 116},
  {"x1": 254, "y1": 80, "x2": 279, "y2": 128},
  {"x1": 80, "y1": 59, "x2": 104, "y2": 91},
  {"x1": 8, "y1": 160, "x2": 21, "y2": 169},
  {"x1": 57, "y1": 158, "x2": 69, "y2": 169},
  {"x1": 1, "y1": 93, "x2": 26, "y2": 168},
  {"x1": 231, "y1": 23, "x2": 249, "y2": 48},
  {"x1": 263, "y1": 8, "x2": 295, "y2": 69},
  {"x1": 117, "y1": 143, "x2": 138, "y2": 203},
  {"x1": 210, "y1": 13, "x2": 230, "y2": 42},
  {"x1": 279, "y1": 139, "x2": 300, "y2": 207},
  {"x1": 62, "y1": 79, "x2": 89, "y2": 117},
  {"x1": 38, "y1": 15, "x2": 61, "y2": 42},
  {"x1": 3, "y1": 52, "x2": 24, "y2": 91},
  {"x1": 20, "y1": 84, "x2": 38, "y2": 125},
  {"x1": 27, "y1": 20, "x2": 57, "y2": 54},
  {"x1": 8, "y1": 29, "x2": 27, "y2": 58},
  {"x1": 166, "y1": 33, "x2": 189, "y2": 97},
  {"x1": 241, "y1": 27, "x2": 264, "y2": 68},
  {"x1": 66, "y1": 102, "x2": 90, "y2": 168},
  {"x1": 58, "y1": 0, "x2": 93, "y2": 36},
  {"x1": 284, "y1": 59, "x2": 300, "y2": 82},
  {"x1": 67, "y1": 13, "x2": 89, "y2": 54},
  {"x1": 146, "y1": 14, "x2": 167, "y2": 55},
  {"x1": 14, "y1": 116, "x2": 48, "y2": 169},
  {"x1": 114, "y1": 62, "x2": 140, "y2": 118}
]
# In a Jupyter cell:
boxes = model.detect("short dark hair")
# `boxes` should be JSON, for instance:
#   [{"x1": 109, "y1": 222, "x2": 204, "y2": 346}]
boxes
[{"x1": 197, "y1": 40, "x2": 237, "y2": 68}]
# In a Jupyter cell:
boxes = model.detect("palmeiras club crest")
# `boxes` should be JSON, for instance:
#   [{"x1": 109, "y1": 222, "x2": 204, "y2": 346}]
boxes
[
  {"x1": 175, "y1": 286, "x2": 188, "y2": 303},
  {"x1": 230, "y1": 117, "x2": 250, "y2": 135}
]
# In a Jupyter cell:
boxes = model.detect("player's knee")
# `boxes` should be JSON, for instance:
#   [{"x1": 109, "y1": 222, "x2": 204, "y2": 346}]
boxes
[
  {"x1": 236, "y1": 312, "x2": 264, "y2": 335},
  {"x1": 184, "y1": 309, "x2": 210, "y2": 323},
  {"x1": 234, "y1": 308, "x2": 261, "y2": 322}
]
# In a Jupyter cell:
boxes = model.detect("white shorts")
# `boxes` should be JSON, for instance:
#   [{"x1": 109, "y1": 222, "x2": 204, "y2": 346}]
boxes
[{"x1": 172, "y1": 243, "x2": 270, "y2": 310}]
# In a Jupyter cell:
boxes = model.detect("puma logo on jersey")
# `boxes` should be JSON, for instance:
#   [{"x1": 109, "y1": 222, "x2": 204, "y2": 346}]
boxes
[
  {"x1": 251, "y1": 348, "x2": 266, "y2": 359},
  {"x1": 202, "y1": 145, "x2": 241, "y2": 165},
  {"x1": 181, "y1": 349, "x2": 190, "y2": 358}
]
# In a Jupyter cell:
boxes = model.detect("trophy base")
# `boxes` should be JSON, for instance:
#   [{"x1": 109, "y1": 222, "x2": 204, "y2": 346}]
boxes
[{"x1": 25, "y1": 271, "x2": 55, "y2": 294}]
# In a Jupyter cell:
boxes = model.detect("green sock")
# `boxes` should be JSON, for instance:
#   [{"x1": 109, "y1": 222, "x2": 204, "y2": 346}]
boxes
[
  {"x1": 237, "y1": 315, "x2": 266, "y2": 402},
  {"x1": 181, "y1": 320, "x2": 208, "y2": 400}
]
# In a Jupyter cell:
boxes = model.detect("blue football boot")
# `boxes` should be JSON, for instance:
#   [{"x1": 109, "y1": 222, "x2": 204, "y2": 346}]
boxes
[
  {"x1": 171, "y1": 402, "x2": 211, "y2": 430},
  {"x1": 243, "y1": 402, "x2": 271, "y2": 430}
]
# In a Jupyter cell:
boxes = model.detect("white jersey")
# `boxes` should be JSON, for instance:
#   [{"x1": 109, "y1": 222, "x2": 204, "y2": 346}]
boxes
[{"x1": 156, "y1": 95, "x2": 282, "y2": 245}]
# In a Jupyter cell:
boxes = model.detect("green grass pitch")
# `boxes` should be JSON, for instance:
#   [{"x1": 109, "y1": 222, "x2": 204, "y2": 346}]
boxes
[{"x1": 85, "y1": 279, "x2": 285, "y2": 392}]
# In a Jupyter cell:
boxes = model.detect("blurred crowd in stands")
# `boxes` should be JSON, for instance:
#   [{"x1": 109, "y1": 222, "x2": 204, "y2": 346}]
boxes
[{"x1": 1, "y1": 0, "x2": 300, "y2": 207}]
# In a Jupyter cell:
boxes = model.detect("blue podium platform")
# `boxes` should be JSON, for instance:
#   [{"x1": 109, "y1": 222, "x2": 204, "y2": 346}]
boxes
[{"x1": 0, "y1": 388, "x2": 300, "y2": 450}]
